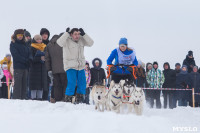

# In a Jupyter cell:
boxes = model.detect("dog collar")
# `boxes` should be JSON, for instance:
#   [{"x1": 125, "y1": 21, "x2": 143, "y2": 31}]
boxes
[
  {"x1": 123, "y1": 94, "x2": 131, "y2": 98},
  {"x1": 112, "y1": 95, "x2": 121, "y2": 99}
]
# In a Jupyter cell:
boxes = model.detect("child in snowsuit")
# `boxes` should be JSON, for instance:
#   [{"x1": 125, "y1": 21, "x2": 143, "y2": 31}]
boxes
[
  {"x1": 0, "y1": 63, "x2": 12, "y2": 98},
  {"x1": 84, "y1": 61, "x2": 91, "y2": 104}
]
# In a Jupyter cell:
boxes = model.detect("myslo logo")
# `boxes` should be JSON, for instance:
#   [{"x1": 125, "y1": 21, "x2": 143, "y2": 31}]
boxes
[{"x1": 173, "y1": 127, "x2": 198, "y2": 132}]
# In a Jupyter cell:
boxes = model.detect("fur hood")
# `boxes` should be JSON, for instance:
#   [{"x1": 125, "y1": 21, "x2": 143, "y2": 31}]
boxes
[{"x1": 92, "y1": 58, "x2": 102, "y2": 69}]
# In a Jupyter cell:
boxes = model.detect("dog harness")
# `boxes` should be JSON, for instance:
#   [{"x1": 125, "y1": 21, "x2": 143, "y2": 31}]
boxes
[{"x1": 112, "y1": 95, "x2": 121, "y2": 99}]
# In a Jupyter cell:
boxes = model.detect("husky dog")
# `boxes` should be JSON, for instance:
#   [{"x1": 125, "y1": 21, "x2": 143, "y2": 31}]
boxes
[
  {"x1": 121, "y1": 80, "x2": 136, "y2": 113},
  {"x1": 106, "y1": 80, "x2": 123, "y2": 113},
  {"x1": 131, "y1": 87, "x2": 145, "y2": 115},
  {"x1": 90, "y1": 84, "x2": 107, "y2": 112}
]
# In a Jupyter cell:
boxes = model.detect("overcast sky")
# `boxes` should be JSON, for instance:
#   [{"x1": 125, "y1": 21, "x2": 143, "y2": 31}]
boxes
[{"x1": 0, "y1": 0, "x2": 199, "y2": 69}]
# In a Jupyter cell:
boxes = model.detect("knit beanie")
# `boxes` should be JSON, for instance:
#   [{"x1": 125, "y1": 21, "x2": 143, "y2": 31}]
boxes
[
  {"x1": 119, "y1": 38, "x2": 128, "y2": 45},
  {"x1": 153, "y1": 61, "x2": 158, "y2": 66},
  {"x1": 24, "y1": 30, "x2": 31, "y2": 37},
  {"x1": 34, "y1": 35, "x2": 42, "y2": 41}
]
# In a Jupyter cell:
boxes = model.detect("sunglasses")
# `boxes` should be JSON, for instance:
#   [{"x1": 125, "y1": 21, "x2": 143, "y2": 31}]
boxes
[
  {"x1": 16, "y1": 34, "x2": 23, "y2": 37},
  {"x1": 119, "y1": 44, "x2": 127, "y2": 47}
]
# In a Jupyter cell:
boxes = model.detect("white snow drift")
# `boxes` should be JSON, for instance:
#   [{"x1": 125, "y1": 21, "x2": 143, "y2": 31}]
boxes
[{"x1": 0, "y1": 99, "x2": 199, "y2": 133}]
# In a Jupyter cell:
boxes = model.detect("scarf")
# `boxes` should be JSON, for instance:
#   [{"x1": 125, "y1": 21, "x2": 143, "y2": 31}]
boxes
[
  {"x1": 136, "y1": 67, "x2": 145, "y2": 78},
  {"x1": 31, "y1": 43, "x2": 46, "y2": 51}
]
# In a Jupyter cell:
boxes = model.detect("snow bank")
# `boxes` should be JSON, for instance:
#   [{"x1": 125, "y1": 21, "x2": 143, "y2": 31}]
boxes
[{"x1": 0, "y1": 99, "x2": 199, "y2": 133}]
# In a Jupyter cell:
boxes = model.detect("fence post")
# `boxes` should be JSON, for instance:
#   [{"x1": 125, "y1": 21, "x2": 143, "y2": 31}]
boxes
[
  {"x1": 192, "y1": 88, "x2": 195, "y2": 108},
  {"x1": 7, "y1": 78, "x2": 10, "y2": 99}
]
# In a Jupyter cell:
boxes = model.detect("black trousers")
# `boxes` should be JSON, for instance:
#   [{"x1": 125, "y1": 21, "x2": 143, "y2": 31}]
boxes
[
  {"x1": 13, "y1": 69, "x2": 28, "y2": 99},
  {"x1": 111, "y1": 73, "x2": 134, "y2": 83},
  {"x1": 163, "y1": 91, "x2": 174, "y2": 109},
  {"x1": 0, "y1": 77, "x2": 8, "y2": 99},
  {"x1": 149, "y1": 90, "x2": 161, "y2": 109},
  {"x1": 53, "y1": 73, "x2": 67, "y2": 101}
]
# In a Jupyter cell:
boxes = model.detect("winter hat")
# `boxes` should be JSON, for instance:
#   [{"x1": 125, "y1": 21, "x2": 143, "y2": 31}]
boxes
[
  {"x1": 33, "y1": 35, "x2": 42, "y2": 41},
  {"x1": 119, "y1": 38, "x2": 128, "y2": 45},
  {"x1": 85, "y1": 61, "x2": 89, "y2": 65},
  {"x1": 14, "y1": 29, "x2": 24, "y2": 37},
  {"x1": 147, "y1": 63, "x2": 152, "y2": 68},
  {"x1": 188, "y1": 50, "x2": 193, "y2": 57},
  {"x1": 193, "y1": 66, "x2": 198, "y2": 70},
  {"x1": 5, "y1": 54, "x2": 11, "y2": 57},
  {"x1": 182, "y1": 65, "x2": 187, "y2": 69},
  {"x1": 95, "y1": 60, "x2": 100, "y2": 64},
  {"x1": 24, "y1": 30, "x2": 31, "y2": 37},
  {"x1": 175, "y1": 63, "x2": 181, "y2": 67},
  {"x1": 14, "y1": 29, "x2": 24, "y2": 35},
  {"x1": 153, "y1": 61, "x2": 158, "y2": 66},
  {"x1": 40, "y1": 28, "x2": 50, "y2": 37}
]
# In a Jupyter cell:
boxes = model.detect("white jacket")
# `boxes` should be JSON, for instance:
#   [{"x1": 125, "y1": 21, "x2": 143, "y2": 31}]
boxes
[
  {"x1": 57, "y1": 32, "x2": 94, "y2": 71},
  {"x1": 0, "y1": 65, "x2": 4, "y2": 87}
]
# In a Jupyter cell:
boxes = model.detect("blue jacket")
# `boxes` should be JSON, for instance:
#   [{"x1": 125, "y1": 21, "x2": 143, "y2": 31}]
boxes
[
  {"x1": 10, "y1": 40, "x2": 32, "y2": 69},
  {"x1": 107, "y1": 48, "x2": 138, "y2": 74}
]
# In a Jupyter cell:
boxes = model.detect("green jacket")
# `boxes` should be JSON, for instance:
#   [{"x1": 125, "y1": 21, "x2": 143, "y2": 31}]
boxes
[{"x1": 146, "y1": 68, "x2": 165, "y2": 88}]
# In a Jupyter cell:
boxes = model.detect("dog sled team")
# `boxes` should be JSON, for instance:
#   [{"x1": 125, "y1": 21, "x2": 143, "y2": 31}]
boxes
[
  {"x1": 90, "y1": 80, "x2": 145, "y2": 115},
  {"x1": 90, "y1": 37, "x2": 145, "y2": 115}
]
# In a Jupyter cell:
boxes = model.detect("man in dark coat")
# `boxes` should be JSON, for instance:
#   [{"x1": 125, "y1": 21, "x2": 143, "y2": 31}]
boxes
[
  {"x1": 40, "y1": 28, "x2": 50, "y2": 100},
  {"x1": 175, "y1": 63, "x2": 181, "y2": 76},
  {"x1": 182, "y1": 51, "x2": 196, "y2": 73},
  {"x1": 188, "y1": 66, "x2": 200, "y2": 107},
  {"x1": 90, "y1": 58, "x2": 106, "y2": 86},
  {"x1": 162, "y1": 62, "x2": 176, "y2": 109},
  {"x1": 175, "y1": 65, "x2": 190, "y2": 107},
  {"x1": 45, "y1": 34, "x2": 67, "y2": 102},
  {"x1": 10, "y1": 29, "x2": 32, "y2": 99}
]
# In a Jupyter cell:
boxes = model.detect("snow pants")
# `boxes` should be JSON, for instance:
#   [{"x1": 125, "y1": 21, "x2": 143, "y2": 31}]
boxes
[{"x1": 66, "y1": 69, "x2": 86, "y2": 96}]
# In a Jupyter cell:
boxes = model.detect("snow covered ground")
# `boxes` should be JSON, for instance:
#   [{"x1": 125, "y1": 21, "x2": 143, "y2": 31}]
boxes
[{"x1": 0, "y1": 99, "x2": 199, "y2": 133}]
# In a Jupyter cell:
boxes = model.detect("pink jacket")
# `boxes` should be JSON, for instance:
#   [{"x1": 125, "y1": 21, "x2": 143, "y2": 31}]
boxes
[{"x1": 3, "y1": 70, "x2": 12, "y2": 86}]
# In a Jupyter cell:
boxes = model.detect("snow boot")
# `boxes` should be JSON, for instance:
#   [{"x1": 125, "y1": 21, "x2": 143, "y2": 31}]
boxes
[
  {"x1": 75, "y1": 94, "x2": 84, "y2": 104},
  {"x1": 65, "y1": 95, "x2": 73, "y2": 103},
  {"x1": 50, "y1": 98, "x2": 56, "y2": 103}
]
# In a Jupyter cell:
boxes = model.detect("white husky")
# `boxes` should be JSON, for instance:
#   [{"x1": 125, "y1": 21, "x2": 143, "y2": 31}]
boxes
[
  {"x1": 90, "y1": 84, "x2": 107, "y2": 112},
  {"x1": 121, "y1": 80, "x2": 136, "y2": 114},
  {"x1": 106, "y1": 80, "x2": 123, "y2": 113},
  {"x1": 130, "y1": 87, "x2": 145, "y2": 115}
]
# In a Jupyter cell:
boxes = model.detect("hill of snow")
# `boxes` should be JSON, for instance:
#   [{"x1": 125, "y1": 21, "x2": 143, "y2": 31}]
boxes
[{"x1": 0, "y1": 99, "x2": 199, "y2": 133}]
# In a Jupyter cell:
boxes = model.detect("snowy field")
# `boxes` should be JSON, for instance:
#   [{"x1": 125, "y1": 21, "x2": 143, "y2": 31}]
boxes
[{"x1": 0, "y1": 99, "x2": 199, "y2": 133}]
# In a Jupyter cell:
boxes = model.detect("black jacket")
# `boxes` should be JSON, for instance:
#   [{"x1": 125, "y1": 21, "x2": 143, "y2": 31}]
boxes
[
  {"x1": 10, "y1": 39, "x2": 32, "y2": 70},
  {"x1": 188, "y1": 72, "x2": 200, "y2": 102},
  {"x1": 90, "y1": 58, "x2": 106, "y2": 86},
  {"x1": 163, "y1": 63, "x2": 176, "y2": 88},
  {"x1": 175, "y1": 71, "x2": 190, "y2": 101},
  {"x1": 29, "y1": 46, "x2": 48, "y2": 91},
  {"x1": 136, "y1": 67, "x2": 146, "y2": 87},
  {"x1": 183, "y1": 56, "x2": 196, "y2": 73}
]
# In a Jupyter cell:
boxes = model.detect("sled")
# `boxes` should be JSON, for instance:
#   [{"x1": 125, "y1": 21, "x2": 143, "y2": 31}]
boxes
[{"x1": 106, "y1": 64, "x2": 137, "y2": 86}]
